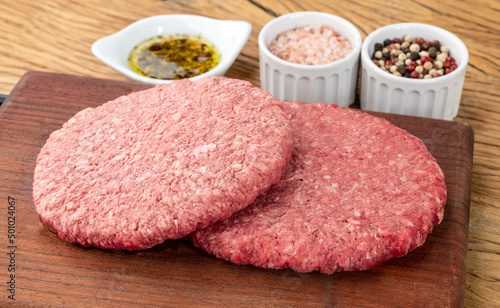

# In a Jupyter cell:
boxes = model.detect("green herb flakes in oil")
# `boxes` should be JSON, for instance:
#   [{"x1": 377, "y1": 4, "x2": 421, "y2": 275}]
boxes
[{"x1": 128, "y1": 34, "x2": 220, "y2": 80}]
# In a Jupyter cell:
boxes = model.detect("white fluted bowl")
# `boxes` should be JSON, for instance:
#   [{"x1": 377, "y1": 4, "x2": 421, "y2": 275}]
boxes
[
  {"x1": 360, "y1": 23, "x2": 469, "y2": 120},
  {"x1": 92, "y1": 15, "x2": 251, "y2": 85},
  {"x1": 258, "y1": 11, "x2": 362, "y2": 107}
]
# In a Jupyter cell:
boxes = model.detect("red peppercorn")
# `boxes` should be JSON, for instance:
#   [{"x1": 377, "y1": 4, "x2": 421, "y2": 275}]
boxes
[
  {"x1": 446, "y1": 56, "x2": 456, "y2": 63},
  {"x1": 433, "y1": 73, "x2": 442, "y2": 78},
  {"x1": 391, "y1": 57, "x2": 398, "y2": 64},
  {"x1": 407, "y1": 64, "x2": 415, "y2": 72},
  {"x1": 445, "y1": 68, "x2": 451, "y2": 74},
  {"x1": 393, "y1": 38, "x2": 403, "y2": 44},
  {"x1": 426, "y1": 40, "x2": 433, "y2": 46},
  {"x1": 385, "y1": 59, "x2": 392, "y2": 66},
  {"x1": 414, "y1": 37, "x2": 425, "y2": 45},
  {"x1": 411, "y1": 61, "x2": 418, "y2": 66},
  {"x1": 410, "y1": 71, "x2": 419, "y2": 78},
  {"x1": 420, "y1": 56, "x2": 431, "y2": 64},
  {"x1": 372, "y1": 59, "x2": 379, "y2": 65},
  {"x1": 387, "y1": 43, "x2": 397, "y2": 51},
  {"x1": 433, "y1": 40, "x2": 440, "y2": 46}
]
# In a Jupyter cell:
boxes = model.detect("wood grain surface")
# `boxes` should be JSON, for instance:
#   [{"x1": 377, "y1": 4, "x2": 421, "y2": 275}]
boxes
[
  {"x1": 0, "y1": 71, "x2": 473, "y2": 307},
  {"x1": 0, "y1": 0, "x2": 498, "y2": 307}
]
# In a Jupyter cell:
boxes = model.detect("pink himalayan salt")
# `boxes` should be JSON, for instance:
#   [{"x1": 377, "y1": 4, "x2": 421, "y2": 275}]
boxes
[{"x1": 269, "y1": 24, "x2": 353, "y2": 65}]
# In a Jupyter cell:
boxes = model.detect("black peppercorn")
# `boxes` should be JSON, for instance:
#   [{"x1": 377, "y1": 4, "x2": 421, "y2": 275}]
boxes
[
  {"x1": 397, "y1": 65, "x2": 407, "y2": 75},
  {"x1": 402, "y1": 47, "x2": 410, "y2": 54},
  {"x1": 431, "y1": 42, "x2": 440, "y2": 50},
  {"x1": 421, "y1": 42, "x2": 430, "y2": 51},
  {"x1": 383, "y1": 39, "x2": 393, "y2": 46},
  {"x1": 428, "y1": 47, "x2": 437, "y2": 59},
  {"x1": 382, "y1": 51, "x2": 391, "y2": 60},
  {"x1": 410, "y1": 52, "x2": 421, "y2": 60},
  {"x1": 374, "y1": 43, "x2": 383, "y2": 51}
]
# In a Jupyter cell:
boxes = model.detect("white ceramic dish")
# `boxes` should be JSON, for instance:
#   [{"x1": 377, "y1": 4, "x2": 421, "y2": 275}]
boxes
[
  {"x1": 258, "y1": 11, "x2": 362, "y2": 107},
  {"x1": 92, "y1": 15, "x2": 252, "y2": 85},
  {"x1": 360, "y1": 23, "x2": 469, "y2": 120}
]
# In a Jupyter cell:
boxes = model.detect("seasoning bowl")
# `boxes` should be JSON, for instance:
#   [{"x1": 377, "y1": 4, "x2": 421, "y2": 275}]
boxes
[
  {"x1": 360, "y1": 23, "x2": 469, "y2": 120},
  {"x1": 258, "y1": 11, "x2": 362, "y2": 107},
  {"x1": 92, "y1": 14, "x2": 252, "y2": 85}
]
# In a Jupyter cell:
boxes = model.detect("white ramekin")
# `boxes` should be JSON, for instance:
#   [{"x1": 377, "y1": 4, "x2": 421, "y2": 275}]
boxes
[
  {"x1": 92, "y1": 15, "x2": 251, "y2": 85},
  {"x1": 360, "y1": 23, "x2": 469, "y2": 120},
  {"x1": 258, "y1": 11, "x2": 362, "y2": 107}
]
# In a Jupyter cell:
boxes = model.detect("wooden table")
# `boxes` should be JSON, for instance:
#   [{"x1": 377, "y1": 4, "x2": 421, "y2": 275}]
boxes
[{"x1": 0, "y1": 0, "x2": 498, "y2": 307}]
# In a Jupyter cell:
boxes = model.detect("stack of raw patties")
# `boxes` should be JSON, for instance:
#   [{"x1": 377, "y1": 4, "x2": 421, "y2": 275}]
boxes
[{"x1": 33, "y1": 77, "x2": 446, "y2": 274}]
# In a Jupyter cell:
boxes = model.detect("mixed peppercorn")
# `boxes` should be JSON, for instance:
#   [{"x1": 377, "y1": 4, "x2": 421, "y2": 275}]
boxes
[{"x1": 371, "y1": 35, "x2": 457, "y2": 79}]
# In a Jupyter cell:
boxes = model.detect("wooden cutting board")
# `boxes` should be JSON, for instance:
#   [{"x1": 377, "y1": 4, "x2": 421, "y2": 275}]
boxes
[{"x1": 0, "y1": 71, "x2": 473, "y2": 307}]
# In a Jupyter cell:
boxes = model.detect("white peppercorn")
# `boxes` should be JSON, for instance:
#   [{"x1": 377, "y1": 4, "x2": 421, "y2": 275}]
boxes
[
  {"x1": 436, "y1": 53, "x2": 448, "y2": 62},
  {"x1": 409, "y1": 44, "x2": 420, "y2": 52},
  {"x1": 404, "y1": 34, "x2": 414, "y2": 43},
  {"x1": 440, "y1": 45, "x2": 450, "y2": 54}
]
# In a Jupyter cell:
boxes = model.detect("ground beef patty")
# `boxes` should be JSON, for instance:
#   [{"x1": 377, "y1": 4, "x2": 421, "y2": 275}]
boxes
[
  {"x1": 33, "y1": 77, "x2": 293, "y2": 250},
  {"x1": 190, "y1": 101, "x2": 447, "y2": 274}
]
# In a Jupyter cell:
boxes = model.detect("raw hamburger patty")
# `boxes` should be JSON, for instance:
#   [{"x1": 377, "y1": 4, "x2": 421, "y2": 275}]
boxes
[
  {"x1": 33, "y1": 77, "x2": 293, "y2": 250},
  {"x1": 190, "y1": 101, "x2": 447, "y2": 274}
]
